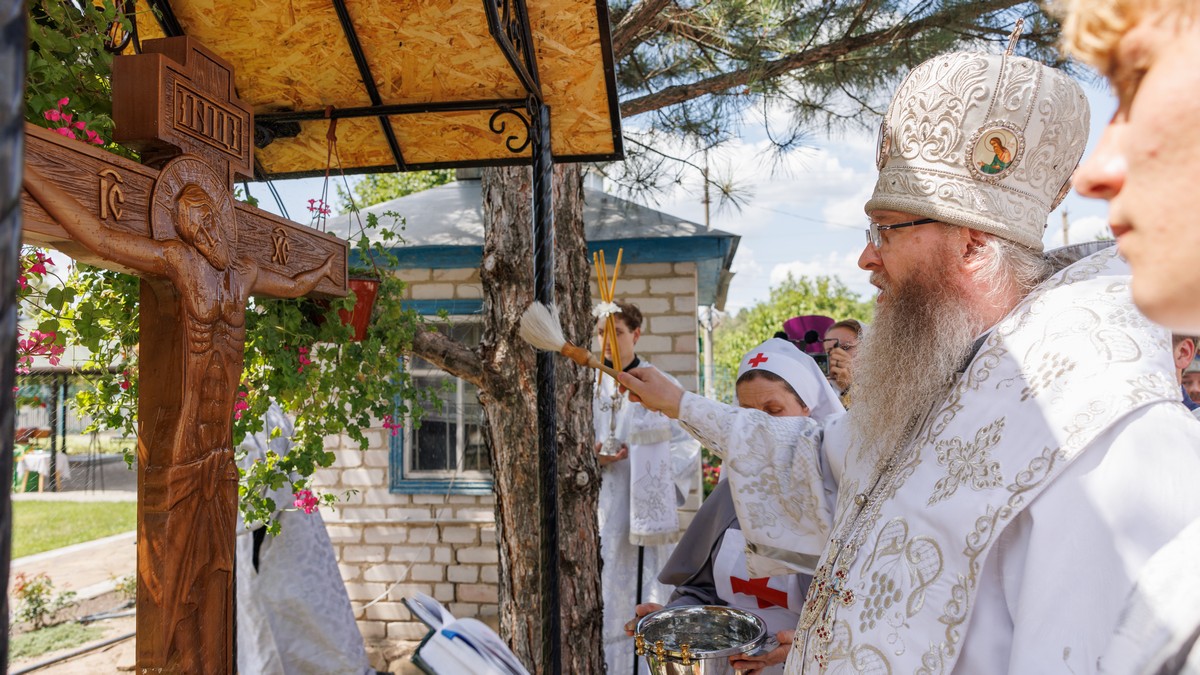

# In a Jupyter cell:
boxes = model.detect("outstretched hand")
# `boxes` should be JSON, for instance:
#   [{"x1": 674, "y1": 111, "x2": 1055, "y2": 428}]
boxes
[
  {"x1": 594, "y1": 441, "x2": 628, "y2": 467},
  {"x1": 617, "y1": 368, "x2": 684, "y2": 419},
  {"x1": 728, "y1": 630, "x2": 794, "y2": 674},
  {"x1": 623, "y1": 602, "x2": 664, "y2": 636}
]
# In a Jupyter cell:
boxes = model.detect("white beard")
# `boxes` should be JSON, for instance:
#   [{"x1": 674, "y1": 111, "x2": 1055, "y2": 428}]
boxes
[{"x1": 849, "y1": 250, "x2": 987, "y2": 469}]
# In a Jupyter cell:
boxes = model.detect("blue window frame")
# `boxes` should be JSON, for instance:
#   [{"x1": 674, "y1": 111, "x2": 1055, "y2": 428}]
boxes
[{"x1": 390, "y1": 301, "x2": 493, "y2": 495}]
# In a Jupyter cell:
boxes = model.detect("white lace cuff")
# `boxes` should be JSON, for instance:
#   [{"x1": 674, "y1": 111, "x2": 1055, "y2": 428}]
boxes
[{"x1": 678, "y1": 391, "x2": 736, "y2": 458}]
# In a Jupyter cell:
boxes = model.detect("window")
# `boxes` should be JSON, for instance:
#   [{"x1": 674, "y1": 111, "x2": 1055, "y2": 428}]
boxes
[{"x1": 390, "y1": 319, "x2": 492, "y2": 494}]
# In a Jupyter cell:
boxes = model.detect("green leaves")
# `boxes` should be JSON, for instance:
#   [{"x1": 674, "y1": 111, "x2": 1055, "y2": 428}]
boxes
[
  {"x1": 18, "y1": 5, "x2": 437, "y2": 533},
  {"x1": 713, "y1": 274, "x2": 872, "y2": 399},
  {"x1": 26, "y1": 0, "x2": 123, "y2": 145},
  {"x1": 336, "y1": 170, "x2": 454, "y2": 212}
]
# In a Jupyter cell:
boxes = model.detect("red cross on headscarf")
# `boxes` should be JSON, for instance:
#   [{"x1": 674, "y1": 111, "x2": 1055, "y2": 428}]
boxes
[
  {"x1": 730, "y1": 576, "x2": 788, "y2": 609},
  {"x1": 748, "y1": 353, "x2": 768, "y2": 367}
]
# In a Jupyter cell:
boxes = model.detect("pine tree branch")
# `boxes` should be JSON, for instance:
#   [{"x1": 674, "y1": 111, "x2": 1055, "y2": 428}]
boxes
[
  {"x1": 612, "y1": 0, "x2": 674, "y2": 60},
  {"x1": 410, "y1": 324, "x2": 493, "y2": 392},
  {"x1": 618, "y1": 0, "x2": 1030, "y2": 118}
]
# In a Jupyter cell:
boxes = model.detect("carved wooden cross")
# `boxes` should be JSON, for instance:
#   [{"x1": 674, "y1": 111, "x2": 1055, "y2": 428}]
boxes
[{"x1": 21, "y1": 37, "x2": 348, "y2": 674}]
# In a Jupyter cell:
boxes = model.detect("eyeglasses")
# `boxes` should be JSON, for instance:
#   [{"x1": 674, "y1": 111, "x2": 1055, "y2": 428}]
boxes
[
  {"x1": 865, "y1": 217, "x2": 938, "y2": 249},
  {"x1": 822, "y1": 337, "x2": 858, "y2": 352}
]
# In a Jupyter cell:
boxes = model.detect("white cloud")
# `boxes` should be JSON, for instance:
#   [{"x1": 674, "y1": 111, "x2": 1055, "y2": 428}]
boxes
[
  {"x1": 821, "y1": 182, "x2": 874, "y2": 232},
  {"x1": 1042, "y1": 214, "x2": 1112, "y2": 248},
  {"x1": 769, "y1": 249, "x2": 873, "y2": 298},
  {"x1": 730, "y1": 245, "x2": 763, "y2": 279}
]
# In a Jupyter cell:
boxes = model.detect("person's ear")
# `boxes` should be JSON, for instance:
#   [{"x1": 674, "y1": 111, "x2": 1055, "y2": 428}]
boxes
[
  {"x1": 962, "y1": 227, "x2": 990, "y2": 259},
  {"x1": 1179, "y1": 338, "x2": 1197, "y2": 368},
  {"x1": 631, "y1": 327, "x2": 641, "y2": 344}
]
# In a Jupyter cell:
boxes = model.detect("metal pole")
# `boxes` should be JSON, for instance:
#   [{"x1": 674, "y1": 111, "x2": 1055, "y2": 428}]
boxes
[
  {"x1": 702, "y1": 308, "x2": 715, "y2": 400},
  {"x1": 529, "y1": 99, "x2": 561, "y2": 673},
  {"x1": 0, "y1": 0, "x2": 28, "y2": 664},
  {"x1": 48, "y1": 371, "x2": 60, "y2": 491},
  {"x1": 633, "y1": 545, "x2": 645, "y2": 675}
]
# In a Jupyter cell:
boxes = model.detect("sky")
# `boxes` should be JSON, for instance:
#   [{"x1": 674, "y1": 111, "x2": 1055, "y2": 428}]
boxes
[{"x1": 246, "y1": 81, "x2": 1120, "y2": 315}]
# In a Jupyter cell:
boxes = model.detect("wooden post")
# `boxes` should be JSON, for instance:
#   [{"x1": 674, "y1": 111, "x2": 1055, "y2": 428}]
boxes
[
  {"x1": 20, "y1": 37, "x2": 348, "y2": 674},
  {"x1": 1, "y1": 3, "x2": 28, "y2": 665}
]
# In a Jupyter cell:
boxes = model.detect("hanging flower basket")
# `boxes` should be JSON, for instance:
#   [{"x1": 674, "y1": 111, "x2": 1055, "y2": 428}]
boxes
[
  {"x1": 339, "y1": 276, "x2": 381, "y2": 341},
  {"x1": 305, "y1": 276, "x2": 380, "y2": 342}
]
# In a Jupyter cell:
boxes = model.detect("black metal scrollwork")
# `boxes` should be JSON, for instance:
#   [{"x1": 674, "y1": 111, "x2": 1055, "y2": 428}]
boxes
[
  {"x1": 483, "y1": 0, "x2": 541, "y2": 97},
  {"x1": 102, "y1": 0, "x2": 139, "y2": 54},
  {"x1": 488, "y1": 107, "x2": 531, "y2": 154}
]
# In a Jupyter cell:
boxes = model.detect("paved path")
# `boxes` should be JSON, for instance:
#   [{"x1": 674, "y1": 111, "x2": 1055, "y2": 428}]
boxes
[
  {"x1": 11, "y1": 459, "x2": 138, "y2": 602},
  {"x1": 11, "y1": 530, "x2": 137, "y2": 600}
]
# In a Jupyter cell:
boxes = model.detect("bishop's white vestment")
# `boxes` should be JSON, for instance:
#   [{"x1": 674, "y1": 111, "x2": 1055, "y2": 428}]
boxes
[
  {"x1": 679, "y1": 248, "x2": 1200, "y2": 674},
  {"x1": 236, "y1": 404, "x2": 374, "y2": 675},
  {"x1": 595, "y1": 360, "x2": 701, "y2": 674}
]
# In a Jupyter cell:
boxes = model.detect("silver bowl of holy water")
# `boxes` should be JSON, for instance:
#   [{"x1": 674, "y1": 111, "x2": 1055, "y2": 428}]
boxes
[{"x1": 635, "y1": 605, "x2": 778, "y2": 674}]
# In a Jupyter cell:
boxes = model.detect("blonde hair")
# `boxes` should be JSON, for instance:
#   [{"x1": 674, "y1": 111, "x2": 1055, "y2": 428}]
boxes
[{"x1": 1059, "y1": 0, "x2": 1189, "y2": 74}]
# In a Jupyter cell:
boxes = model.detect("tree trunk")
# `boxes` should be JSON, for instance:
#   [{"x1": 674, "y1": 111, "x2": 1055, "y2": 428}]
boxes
[{"x1": 476, "y1": 163, "x2": 604, "y2": 673}]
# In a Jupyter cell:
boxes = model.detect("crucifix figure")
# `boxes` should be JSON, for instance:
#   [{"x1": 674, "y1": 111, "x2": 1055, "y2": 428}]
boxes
[{"x1": 21, "y1": 37, "x2": 347, "y2": 674}]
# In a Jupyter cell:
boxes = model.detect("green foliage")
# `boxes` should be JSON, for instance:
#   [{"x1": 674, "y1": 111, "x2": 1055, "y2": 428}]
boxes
[
  {"x1": 21, "y1": 214, "x2": 433, "y2": 534},
  {"x1": 25, "y1": 0, "x2": 136, "y2": 154},
  {"x1": 336, "y1": 169, "x2": 455, "y2": 211},
  {"x1": 701, "y1": 448, "x2": 721, "y2": 499},
  {"x1": 613, "y1": 0, "x2": 1062, "y2": 143},
  {"x1": 10, "y1": 621, "x2": 104, "y2": 661},
  {"x1": 54, "y1": 264, "x2": 141, "y2": 452},
  {"x1": 605, "y1": 1, "x2": 1066, "y2": 196},
  {"x1": 113, "y1": 573, "x2": 138, "y2": 602},
  {"x1": 236, "y1": 213, "x2": 436, "y2": 533},
  {"x1": 713, "y1": 274, "x2": 872, "y2": 386},
  {"x1": 12, "y1": 501, "x2": 137, "y2": 559},
  {"x1": 235, "y1": 186, "x2": 260, "y2": 208},
  {"x1": 12, "y1": 573, "x2": 78, "y2": 630}
]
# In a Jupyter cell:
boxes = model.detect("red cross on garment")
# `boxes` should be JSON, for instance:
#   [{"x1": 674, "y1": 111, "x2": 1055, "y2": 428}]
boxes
[
  {"x1": 748, "y1": 353, "x2": 768, "y2": 367},
  {"x1": 730, "y1": 576, "x2": 789, "y2": 609}
]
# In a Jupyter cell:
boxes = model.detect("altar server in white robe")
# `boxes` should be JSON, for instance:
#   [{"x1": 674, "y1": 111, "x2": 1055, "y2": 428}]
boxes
[
  {"x1": 236, "y1": 403, "x2": 375, "y2": 675},
  {"x1": 1065, "y1": 2, "x2": 1200, "y2": 673},
  {"x1": 620, "y1": 44, "x2": 1200, "y2": 674},
  {"x1": 595, "y1": 301, "x2": 702, "y2": 674}
]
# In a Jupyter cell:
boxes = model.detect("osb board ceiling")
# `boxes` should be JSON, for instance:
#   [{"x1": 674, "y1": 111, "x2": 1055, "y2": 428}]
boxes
[{"x1": 130, "y1": 0, "x2": 622, "y2": 178}]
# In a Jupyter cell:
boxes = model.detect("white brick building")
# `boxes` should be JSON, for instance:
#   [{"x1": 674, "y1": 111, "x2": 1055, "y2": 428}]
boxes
[{"x1": 316, "y1": 172, "x2": 738, "y2": 669}]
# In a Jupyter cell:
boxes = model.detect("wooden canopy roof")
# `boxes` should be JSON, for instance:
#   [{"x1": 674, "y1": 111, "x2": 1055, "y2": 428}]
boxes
[{"x1": 127, "y1": 0, "x2": 623, "y2": 180}]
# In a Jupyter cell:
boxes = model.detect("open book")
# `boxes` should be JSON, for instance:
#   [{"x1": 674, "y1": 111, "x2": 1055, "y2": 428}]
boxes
[{"x1": 403, "y1": 592, "x2": 531, "y2": 675}]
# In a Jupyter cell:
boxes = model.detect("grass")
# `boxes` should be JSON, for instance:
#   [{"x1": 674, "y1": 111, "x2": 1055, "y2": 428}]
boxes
[
  {"x1": 10, "y1": 622, "x2": 105, "y2": 661},
  {"x1": 20, "y1": 432, "x2": 134, "y2": 456},
  {"x1": 12, "y1": 501, "x2": 137, "y2": 559}
]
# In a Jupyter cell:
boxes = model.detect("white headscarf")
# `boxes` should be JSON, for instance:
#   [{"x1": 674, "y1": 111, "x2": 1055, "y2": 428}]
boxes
[{"x1": 735, "y1": 338, "x2": 845, "y2": 423}]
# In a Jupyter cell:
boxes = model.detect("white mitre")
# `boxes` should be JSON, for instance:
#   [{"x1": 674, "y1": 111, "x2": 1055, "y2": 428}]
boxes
[{"x1": 866, "y1": 49, "x2": 1090, "y2": 251}]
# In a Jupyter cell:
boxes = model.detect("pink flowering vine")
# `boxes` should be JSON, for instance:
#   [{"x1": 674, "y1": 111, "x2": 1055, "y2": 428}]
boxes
[
  {"x1": 296, "y1": 346, "x2": 313, "y2": 373},
  {"x1": 382, "y1": 414, "x2": 403, "y2": 437},
  {"x1": 16, "y1": 330, "x2": 65, "y2": 373},
  {"x1": 41, "y1": 98, "x2": 104, "y2": 146},
  {"x1": 293, "y1": 489, "x2": 319, "y2": 514},
  {"x1": 14, "y1": 249, "x2": 67, "y2": 373},
  {"x1": 233, "y1": 390, "x2": 250, "y2": 420},
  {"x1": 306, "y1": 198, "x2": 332, "y2": 229},
  {"x1": 306, "y1": 198, "x2": 331, "y2": 217}
]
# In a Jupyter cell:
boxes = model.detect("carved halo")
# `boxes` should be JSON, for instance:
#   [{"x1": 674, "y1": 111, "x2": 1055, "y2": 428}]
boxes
[
  {"x1": 876, "y1": 121, "x2": 891, "y2": 170},
  {"x1": 150, "y1": 155, "x2": 238, "y2": 249},
  {"x1": 967, "y1": 120, "x2": 1024, "y2": 184}
]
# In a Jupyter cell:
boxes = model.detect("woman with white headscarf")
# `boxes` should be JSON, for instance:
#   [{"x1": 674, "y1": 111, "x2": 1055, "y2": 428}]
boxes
[{"x1": 624, "y1": 338, "x2": 844, "y2": 674}]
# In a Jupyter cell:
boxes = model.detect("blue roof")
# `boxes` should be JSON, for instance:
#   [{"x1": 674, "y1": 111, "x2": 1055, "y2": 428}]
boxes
[{"x1": 324, "y1": 179, "x2": 739, "y2": 307}]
